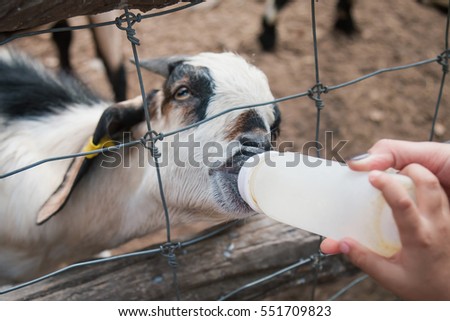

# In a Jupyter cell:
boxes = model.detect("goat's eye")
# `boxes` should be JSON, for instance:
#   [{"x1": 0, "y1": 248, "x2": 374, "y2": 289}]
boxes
[{"x1": 174, "y1": 86, "x2": 191, "y2": 101}]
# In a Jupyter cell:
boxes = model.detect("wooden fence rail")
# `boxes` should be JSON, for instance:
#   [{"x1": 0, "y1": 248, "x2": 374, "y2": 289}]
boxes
[
  {"x1": 0, "y1": 216, "x2": 350, "y2": 300},
  {"x1": 0, "y1": 0, "x2": 200, "y2": 32}
]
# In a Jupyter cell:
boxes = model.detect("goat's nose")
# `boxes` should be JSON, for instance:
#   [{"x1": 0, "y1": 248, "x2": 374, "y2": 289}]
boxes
[{"x1": 239, "y1": 132, "x2": 272, "y2": 152}]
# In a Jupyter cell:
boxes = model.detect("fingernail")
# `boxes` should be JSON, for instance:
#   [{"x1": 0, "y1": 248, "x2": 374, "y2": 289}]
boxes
[
  {"x1": 339, "y1": 241, "x2": 350, "y2": 254},
  {"x1": 348, "y1": 153, "x2": 370, "y2": 162}
]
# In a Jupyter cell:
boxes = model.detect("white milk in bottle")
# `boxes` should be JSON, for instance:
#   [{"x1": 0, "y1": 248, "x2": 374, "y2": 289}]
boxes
[{"x1": 237, "y1": 151, "x2": 415, "y2": 257}]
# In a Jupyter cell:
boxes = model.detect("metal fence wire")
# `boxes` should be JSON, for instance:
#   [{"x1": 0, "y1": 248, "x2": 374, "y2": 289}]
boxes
[{"x1": 0, "y1": 0, "x2": 449, "y2": 300}]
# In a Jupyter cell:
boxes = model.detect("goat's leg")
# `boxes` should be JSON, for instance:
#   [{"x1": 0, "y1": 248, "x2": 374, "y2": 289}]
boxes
[
  {"x1": 51, "y1": 20, "x2": 73, "y2": 72},
  {"x1": 89, "y1": 13, "x2": 127, "y2": 102},
  {"x1": 334, "y1": 0, "x2": 358, "y2": 35},
  {"x1": 259, "y1": 0, "x2": 291, "y2": 51}
]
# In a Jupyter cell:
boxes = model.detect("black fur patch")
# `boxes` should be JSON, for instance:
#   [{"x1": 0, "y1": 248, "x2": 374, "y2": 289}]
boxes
[
  {"x1": 226, "y1": 109, "x2": 269, "y2": 142},
  {"x1": 164, "y1": 63, "x2": 215, "y2": 123},
  {"x1": 239, "y1": 109, "x2": 267, "y2": 134},
  {"x1": 271, "y1": 104, "x2": 281, "y2": 140},
  {"x1": 0, "y1": 52, "x2": 101, "y2": 120},
  {"x1": 92, "y1": 103, "x2": 145, "y2": 144}
]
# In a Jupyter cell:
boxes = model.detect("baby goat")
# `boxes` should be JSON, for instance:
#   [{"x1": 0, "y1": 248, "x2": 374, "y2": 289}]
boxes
[{"x1": 0, "y1": 50, "x2": 281, "y2": 284}]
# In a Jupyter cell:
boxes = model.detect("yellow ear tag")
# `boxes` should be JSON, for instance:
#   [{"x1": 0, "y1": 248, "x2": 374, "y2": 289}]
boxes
[{"x1": 82, "y1": 136, "x2": 116, "y2": 159}]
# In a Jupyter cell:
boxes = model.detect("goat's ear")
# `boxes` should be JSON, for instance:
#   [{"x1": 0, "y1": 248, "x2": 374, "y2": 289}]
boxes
[
  {"x1": 130, "y1": 56, "x2": 189, "y2": 78},
  {"x1": 37, "y1": 156, "x2": 88, "y2": 225},
  {"x1": 36, "y1": 103, "x2": 145, "y2": 225}
]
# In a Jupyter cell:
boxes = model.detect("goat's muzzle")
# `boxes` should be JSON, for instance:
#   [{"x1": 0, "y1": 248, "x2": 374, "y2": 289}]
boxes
[{"x1": 208, "y1": 133, "x2": 272, "y2": 216}]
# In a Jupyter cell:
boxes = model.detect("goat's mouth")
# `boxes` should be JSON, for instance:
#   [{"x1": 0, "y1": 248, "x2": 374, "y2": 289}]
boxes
[{"x1": 208, "y1": 148, "x2": 264, "y2": 217}]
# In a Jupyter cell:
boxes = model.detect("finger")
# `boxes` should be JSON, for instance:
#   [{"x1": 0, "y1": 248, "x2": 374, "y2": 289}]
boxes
[
  {"x1": 347, "y1": 152, "x2": 394, "y2": 172},
  {"x1": 400, "y1": 164, "x2": 448, "y2": 218},
  {"x1": 369, "y1": 170, "x2": 421, "y2": 246},
  {"x1": 320, "y1": 238, "x2": 341, "y2": 254}
]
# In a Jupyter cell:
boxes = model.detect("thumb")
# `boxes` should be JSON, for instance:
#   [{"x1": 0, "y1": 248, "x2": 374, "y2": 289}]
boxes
[
  {"x1": 339, "y1": 238, "x2": 398, "y2": 280},
  {"x1": 340, "y1": 238, "x2": 408, "y2": 297}
]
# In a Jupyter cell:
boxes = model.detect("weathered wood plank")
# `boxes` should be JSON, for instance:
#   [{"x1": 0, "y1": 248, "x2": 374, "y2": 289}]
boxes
[
  {"x1": 0, "y1": 216, "x2": 349, "y2": 301},
  {"x1": 0, "y1": 0, "x2": 202, "y2": 33}
]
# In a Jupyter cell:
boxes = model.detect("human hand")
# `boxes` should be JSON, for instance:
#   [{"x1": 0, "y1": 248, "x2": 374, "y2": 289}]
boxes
[
  {"x1": 347, "y1": 139, "x2": 450, "y2": 197},
  {"x1": 321, "y1": 139, "x2": 450, "y2": 300}
]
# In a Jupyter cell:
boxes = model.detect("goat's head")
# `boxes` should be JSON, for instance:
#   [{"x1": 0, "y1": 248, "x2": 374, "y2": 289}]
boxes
[
  {"x1": 38, "y1": 53, "x2": 281, "y2": 224},
  {"x1": 139, "y1": 52, "x2": 281, "y2": 220}
]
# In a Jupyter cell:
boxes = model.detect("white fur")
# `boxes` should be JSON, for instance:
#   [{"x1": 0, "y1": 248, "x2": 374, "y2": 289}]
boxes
[{"x1": 264, "y1": 0, "x2": 278, "y2": 25}]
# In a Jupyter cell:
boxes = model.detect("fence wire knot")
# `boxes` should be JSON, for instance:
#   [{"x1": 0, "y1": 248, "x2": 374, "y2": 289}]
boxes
[
  {"x1": 140, "y1": 130, "x2": 164, "y2": 158},
  {"x1": 308, "y1": 82, "x2": 328, "y2": 110},
  {"x1": 437, "y1": 49, "x2": 449, "y2": 74},
  {"x1": 115, "y1": 10, "x2": 142, "y2": 45},
  {"x1": 160, "y1": 242, "x2": 182, "y2": 268},
  {"x1": 310, "y1": 252, "x2": 324, "y2": 273}
]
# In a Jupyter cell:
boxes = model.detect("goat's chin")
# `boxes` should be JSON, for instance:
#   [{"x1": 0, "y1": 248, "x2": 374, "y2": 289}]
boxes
[
  {"x1": 210, "y1": 170, "x2": 256, "y2": 217},
  {"x1": 209, "y1": 164, "x2": 256, "y2": 218}
]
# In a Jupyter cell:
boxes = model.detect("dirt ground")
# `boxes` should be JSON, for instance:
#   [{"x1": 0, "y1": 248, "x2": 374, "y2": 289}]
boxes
[{"x1": 6, "y1": 0, "x2": 449, "y2": 300}]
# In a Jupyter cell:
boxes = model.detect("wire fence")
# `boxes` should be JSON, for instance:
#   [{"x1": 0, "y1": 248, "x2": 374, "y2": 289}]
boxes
[{"x1": 0, "y1": 0, "x2": 449, "y2": 300}]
